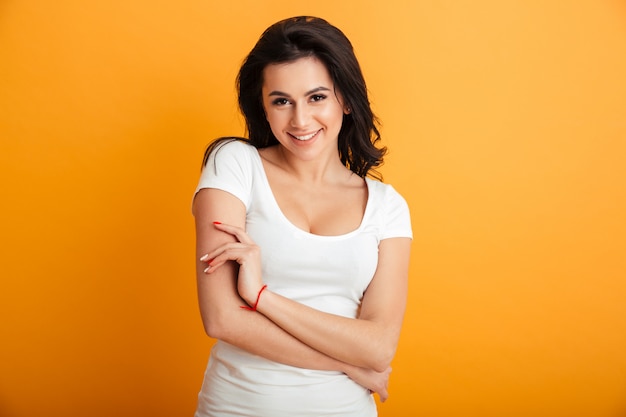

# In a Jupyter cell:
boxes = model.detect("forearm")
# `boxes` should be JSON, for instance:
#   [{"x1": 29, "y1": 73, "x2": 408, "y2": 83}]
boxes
[
  {"x1": 207, "y1": 300, "x2": 350, "y2": 372},
  {"x1": 254, "y1": 289, "x2": 399, "y2": 372},
  {"x1": 242, "y1": 238, "x2": 412, "y2": 372},
  {"x1": 197, "y1": 260, "x2": 350, "y2": 373},
  {"x1": 203, "y1": 300, "x2": 389, "y2": 398}
]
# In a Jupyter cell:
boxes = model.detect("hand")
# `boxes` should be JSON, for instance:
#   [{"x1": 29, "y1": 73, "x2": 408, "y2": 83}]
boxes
[
  {"x1": 344, "y1": 365, "x2": 392, "y2": 402},
  {"x1": 200, "y1": 222, "x2": 265, "y2": 306}
]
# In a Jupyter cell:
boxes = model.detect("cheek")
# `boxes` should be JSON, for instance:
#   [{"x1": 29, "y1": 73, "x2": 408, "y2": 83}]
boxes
[
  {"x1": 321, "y1": 106, "x2": 345, "y2": 127},
  {"x1": 265, "y1": 111, "x2": 287, "y2": 135},
  {"x1": 265, "y1": 111, "x2": 279, "y2": 125}
]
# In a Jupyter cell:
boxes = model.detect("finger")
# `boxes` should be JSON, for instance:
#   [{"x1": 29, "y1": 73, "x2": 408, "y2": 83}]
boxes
[
  {"x1": 201, "y1": 241, "x2": 249, "y2": 261},
  {"x1": 199, "y1": 254, "x2": 213, "y2": 263},
  {"x1": 379, "y1": 389, "x2": 389, "y2": 403},
  {"x1": 200, "y1": 243, "x2": 247, "y2": 273},
  {"x1": 212, "y1": 221, "x2": 255, "y2": 245},
  {"x1": 202, "y1": 254, "x2": 234, "y2": 274}
]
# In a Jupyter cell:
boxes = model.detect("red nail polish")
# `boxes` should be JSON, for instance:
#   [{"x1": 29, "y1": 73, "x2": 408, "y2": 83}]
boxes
[{"x1": 213, "y1": 221, "x2": 222, "y2": 225}]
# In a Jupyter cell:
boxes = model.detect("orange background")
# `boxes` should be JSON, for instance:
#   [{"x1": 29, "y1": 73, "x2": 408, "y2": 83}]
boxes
[{"x1": 1, "y1": 1, "x2": 625, "y2": 416}]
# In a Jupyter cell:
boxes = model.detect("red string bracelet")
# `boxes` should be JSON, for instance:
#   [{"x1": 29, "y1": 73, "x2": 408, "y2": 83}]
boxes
[{"x1": 240, "y1": 285, "x2": 267, "y2": 311}]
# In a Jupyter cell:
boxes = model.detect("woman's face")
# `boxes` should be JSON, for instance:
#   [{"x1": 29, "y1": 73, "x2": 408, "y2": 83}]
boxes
[{"x1": 261, "y1": 56, "x2": 348, "y2": 161}]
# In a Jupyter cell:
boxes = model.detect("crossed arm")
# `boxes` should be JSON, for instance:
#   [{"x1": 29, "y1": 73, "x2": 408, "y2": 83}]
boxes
[{"x1": 192, "y1": 188, "x2": 411, "y2": 400}]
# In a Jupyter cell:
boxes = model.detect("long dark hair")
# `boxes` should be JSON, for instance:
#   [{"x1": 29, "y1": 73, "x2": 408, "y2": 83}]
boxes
[{"x1": 203, "y1": 16, "x2": 386, "y2": 179}]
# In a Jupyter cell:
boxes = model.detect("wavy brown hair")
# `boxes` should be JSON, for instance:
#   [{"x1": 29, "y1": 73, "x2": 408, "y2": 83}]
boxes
[{"x1": 203, "y1": 16, "x2": 386, "y2": 179}]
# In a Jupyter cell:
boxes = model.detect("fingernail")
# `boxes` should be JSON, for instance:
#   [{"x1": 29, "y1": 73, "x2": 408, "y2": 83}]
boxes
[
  {"x1": 213, "y1": 221, "x2": 222, "y2": 225},
  {"x1": 200, "y1": 254, "x2": 209, "y2": 261},
  {"x1": 203, "y1": 266, "x2": 210, "y2": 273}
]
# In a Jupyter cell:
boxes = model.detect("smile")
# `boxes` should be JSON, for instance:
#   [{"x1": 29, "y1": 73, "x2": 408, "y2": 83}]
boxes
[{"x1": 290, "y1": 129, "x2": 321, "y2": 141}]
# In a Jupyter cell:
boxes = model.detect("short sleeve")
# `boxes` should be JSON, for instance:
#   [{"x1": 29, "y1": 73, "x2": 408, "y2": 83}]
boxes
[
  {"x1": 194, "y1": 140, "x2": 253, "y2": 209},
  {"x1": 380, "y1": 185, "x2": 413, "y2": 240}
]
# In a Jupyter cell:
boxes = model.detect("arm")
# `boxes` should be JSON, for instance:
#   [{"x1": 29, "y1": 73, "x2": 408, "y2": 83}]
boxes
[
  {"x1": 194, "y1": 187, "x2": 392, "y2": 400},
  {"x1": 205, "y1": 222, "x2": 412, "y2": 373},
  {"x1": 256, "y1": 237, "x2": 411, "y2": 372},
  {"x1": 193, "y1": 188, "x2": 344, "y2": 370}
]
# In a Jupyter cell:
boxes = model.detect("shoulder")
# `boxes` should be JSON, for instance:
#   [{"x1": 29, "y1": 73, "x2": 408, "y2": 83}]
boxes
[
  {"x1": 366, "y1": 178, "x2": 409, "y2": 208},
  {"x1": 366, "y1": 178, "x2": 413, "y2": 239},
  {"x1": 195, "y1": 139, "x2": 258, "y2": 208},
  {"x1": 202, "y1": 139, "x2": 260, "y2": 177},
  {"x1": 205, "y1": 138, "x2": 257, "y2": 165}
]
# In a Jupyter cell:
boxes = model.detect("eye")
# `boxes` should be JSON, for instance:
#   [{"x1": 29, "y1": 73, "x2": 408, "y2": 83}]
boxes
[
  {"x1": 310, "y1": 94, "x2": 327, "y2": 102},
  {"x1": 271, "y1": 97, "x2": 290, "y2": 106}
]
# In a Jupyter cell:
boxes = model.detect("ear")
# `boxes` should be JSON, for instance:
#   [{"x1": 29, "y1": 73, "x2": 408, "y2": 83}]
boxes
[{"x1": 344, "y1": 106, "x2": 352, "y2": 115}]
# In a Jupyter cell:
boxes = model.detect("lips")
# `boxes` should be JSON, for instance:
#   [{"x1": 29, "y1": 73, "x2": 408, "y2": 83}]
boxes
[{"x1": 290, "y1": 129, "x2": 321, "y2": 141}]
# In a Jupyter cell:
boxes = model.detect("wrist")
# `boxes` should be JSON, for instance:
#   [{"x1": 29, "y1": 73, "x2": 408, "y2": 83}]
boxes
[{"x1": 241, "y1": 284, "x2": 267, "y2": 311}]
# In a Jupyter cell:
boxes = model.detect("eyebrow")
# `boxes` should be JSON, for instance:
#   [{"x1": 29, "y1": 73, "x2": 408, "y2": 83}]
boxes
[{"x1": 267, "y1": 86, "x2": 332, "y2": 97}]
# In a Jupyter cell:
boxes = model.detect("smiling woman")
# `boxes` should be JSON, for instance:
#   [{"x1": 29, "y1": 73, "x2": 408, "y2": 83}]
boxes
[
  {"x1": 262, "y1": 57, "x2": 348, "y2": 161},
  {"x1": 2, "y1": 2, "x2": 625, "y2": 416},
  {"x1": 191, "y1": 16, "x2": 412, "y2": 417}
]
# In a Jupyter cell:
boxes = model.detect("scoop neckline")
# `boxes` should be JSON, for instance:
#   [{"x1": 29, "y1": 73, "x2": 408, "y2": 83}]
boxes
[{"x1": 250, "y1": 146, "x2": 373, "y2": 240}]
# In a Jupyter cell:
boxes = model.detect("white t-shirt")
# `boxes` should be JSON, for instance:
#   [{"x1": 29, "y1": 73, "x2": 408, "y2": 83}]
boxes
[{"x1": 194, "y1": 140, "x2": 412, "y2": 417}]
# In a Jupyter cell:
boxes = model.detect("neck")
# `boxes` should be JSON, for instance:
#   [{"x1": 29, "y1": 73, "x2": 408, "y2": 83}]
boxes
[{"x1": 276, "y1": 145, "x2": 352, "y2": 185}]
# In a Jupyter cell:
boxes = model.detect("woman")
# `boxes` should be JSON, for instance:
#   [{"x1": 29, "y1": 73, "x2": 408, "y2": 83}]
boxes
[{"x1": 192, "y1": 16, "x2": 412, "y2": 416}]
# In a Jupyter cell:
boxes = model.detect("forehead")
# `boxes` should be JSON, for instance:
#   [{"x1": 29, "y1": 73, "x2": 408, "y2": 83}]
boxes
[{"x1": 262, "y1": 56, "x2": 334, "y2": 92}]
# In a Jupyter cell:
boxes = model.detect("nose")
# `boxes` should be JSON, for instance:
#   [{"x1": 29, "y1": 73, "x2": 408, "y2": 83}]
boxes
[{"x1": 290, "y1": 104, "x2": 310, "y2": 128}]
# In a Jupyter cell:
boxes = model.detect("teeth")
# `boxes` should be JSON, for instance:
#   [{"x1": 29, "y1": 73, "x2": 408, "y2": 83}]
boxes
[{"x1": 293, "y1": 131, "x2": 318, "y2": 141}]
